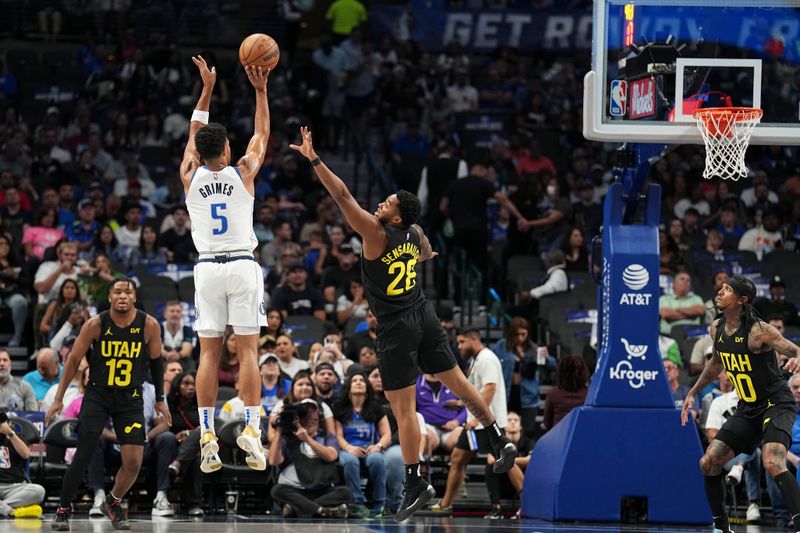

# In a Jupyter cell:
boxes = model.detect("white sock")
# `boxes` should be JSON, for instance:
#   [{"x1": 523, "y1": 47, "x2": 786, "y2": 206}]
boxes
[
  {"x1": 198, "y1": 407, "x2": 215, "y2": 433},
  {"x1": 244, "y1": 406, "x2": 261, "y2": 431}
]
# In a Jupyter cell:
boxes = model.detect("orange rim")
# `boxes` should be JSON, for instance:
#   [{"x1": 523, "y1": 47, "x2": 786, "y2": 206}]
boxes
[{"x1": 692, "y1": 107, "x2": 763, "y2": 123}]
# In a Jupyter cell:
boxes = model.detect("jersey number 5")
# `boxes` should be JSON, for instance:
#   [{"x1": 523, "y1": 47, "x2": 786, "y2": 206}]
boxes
[
  {"x1": 211, "y1": 203, "x2": 228, "y2": 235},
  {"x1": 106, "y1": 359, "x2": 133, "y2": 387},
  {"x1": 386, "y1": 259, "x2": 417, "y2": 296}
]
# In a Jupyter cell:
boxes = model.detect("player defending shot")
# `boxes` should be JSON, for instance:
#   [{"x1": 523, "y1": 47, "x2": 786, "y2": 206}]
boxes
[
  {"x1": 179, "y1": 56, "x2": 270, "y2": 472},
  {"x1": 47, "y1": 278, "x2": 170, "y2": 531},
  {"x1": 681, "y1": 276, "x2": 800, "y2": 533},
  {"x1": 290, "y1": 126, "x2": 518, "y2": 522}
]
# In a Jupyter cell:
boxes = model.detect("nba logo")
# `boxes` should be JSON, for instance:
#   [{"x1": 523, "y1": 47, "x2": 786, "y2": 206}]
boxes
[{"x1": 610, "y1": 80, "x2": 627, "y2": 117}]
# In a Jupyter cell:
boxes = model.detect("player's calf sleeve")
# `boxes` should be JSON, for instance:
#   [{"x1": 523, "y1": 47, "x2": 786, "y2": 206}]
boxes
[
  {"x1": 774, "y1": 470, "x2": 800, "y2": 521},
  {"x1": 703, "y1": 473, "x2": 728, "y2": 531}
]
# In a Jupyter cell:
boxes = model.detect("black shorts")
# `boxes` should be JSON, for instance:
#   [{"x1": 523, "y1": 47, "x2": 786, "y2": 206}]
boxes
[
  {"x1": 78, "y1": 386, "x2": 146, "y2": 446},
  {"x1": 375, "y1": 301, "x2": 458, "y2": 391},
  {"x1": 455, "y1": 427, "x2": 494, "y2": 453},
  {"x1": 715, "y1": 387, "x2": 796, "y2": 455}
]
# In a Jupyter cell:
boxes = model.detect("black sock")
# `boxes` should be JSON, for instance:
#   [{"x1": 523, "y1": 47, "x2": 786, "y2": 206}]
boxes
[
  {"x1": 486, "y1": 421, "x2": 504, "y2": 447},
  {"x1": 774, "y1": 471, "x2": 800, "y2": 520},
  {"x1": 703, "y1": 474, "x2": 727, "y2": 531},
  {"x1": 404, "y1": 463, "x2": 421, "y2": 484}
]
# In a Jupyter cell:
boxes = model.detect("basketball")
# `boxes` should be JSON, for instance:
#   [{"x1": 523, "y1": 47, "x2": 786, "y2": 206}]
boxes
[{"x1": 239, "y1": 33, "x2": 280, "y2": 71}]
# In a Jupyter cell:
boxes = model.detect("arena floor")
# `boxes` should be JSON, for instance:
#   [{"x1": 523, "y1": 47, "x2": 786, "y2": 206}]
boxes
[{"x1": 0, "y1": 516, "x2": 783, "y2": 533}]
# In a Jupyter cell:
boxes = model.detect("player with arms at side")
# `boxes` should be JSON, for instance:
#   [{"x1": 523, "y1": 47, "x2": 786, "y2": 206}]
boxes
[
  {"x1": 179, "y1": 56, "x2": 271, "y2": 473},
  {"x1": 290, "y1": 126, "x2": 518, "y2": 523},
  {"x1": 681, "y1": 276, "x2": 800, "y2": 533},
  {"x1": 47, "y1": 278, "x2": 171, "y2": 531}
]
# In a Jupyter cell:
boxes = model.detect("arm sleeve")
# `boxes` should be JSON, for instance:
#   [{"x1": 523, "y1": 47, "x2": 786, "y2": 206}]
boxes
[
  {"x1": 49, "y1": 321, "x2": 74, "y2": 351},
  {"x1": 149, "y1": 356, "x2": 165, "y2": 402}
]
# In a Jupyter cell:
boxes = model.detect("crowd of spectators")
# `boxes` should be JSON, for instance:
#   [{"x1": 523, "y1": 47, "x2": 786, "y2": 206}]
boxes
[{"x1": 0, "y1": 0, "x2": 798, "y2": 521}]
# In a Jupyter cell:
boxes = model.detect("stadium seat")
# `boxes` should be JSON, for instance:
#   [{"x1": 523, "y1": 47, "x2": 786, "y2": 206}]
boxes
[
  {"x1": 177, "y1": 276, "x2": 196, "y2": 303},
  {"x1": 285, "y1": 316, "x2": 326, "y2": 347},
  {"x1": 34, "y1": 418, "x2": 78, "y2": 489},
  {"x1": 218, "y1": 386, "x2": 237, "y2": 403}
]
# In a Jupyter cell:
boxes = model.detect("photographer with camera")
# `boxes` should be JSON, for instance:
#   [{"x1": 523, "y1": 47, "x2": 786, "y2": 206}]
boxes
[
  {"x1": 269, "y1": 398, "x2": 351, "y2": 518},
  {"x1": 0, "y1": 410, "x2": 46, "y2": 518}
]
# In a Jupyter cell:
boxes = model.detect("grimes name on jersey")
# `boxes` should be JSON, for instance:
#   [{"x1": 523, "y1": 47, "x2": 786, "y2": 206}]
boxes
[{"x1": 197, "y1": 182, "x2": 235, "y2": 199}]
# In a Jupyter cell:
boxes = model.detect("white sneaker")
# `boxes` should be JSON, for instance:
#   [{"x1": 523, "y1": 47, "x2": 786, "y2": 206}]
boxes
[
  {"x1": 151, "y1": 494, "x2": 174, "y2": 516},
  {"x1": 89, "y1": 490, "x2": 105, "y2": 517},
  {"x1": 199, "y1": 430, "x2": 222, "y2": 473},
  {"x1": 746, "y1": 502, "x2": 761, "y2": 522},
  {"x1": 236, "y1": 424, "x2": 267, "y2": 471},
  {"x1": 725, "y1": 464, "x2": 744, "y2": 485}
]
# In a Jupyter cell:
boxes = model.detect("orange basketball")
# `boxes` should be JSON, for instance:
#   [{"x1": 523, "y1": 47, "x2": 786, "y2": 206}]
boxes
[{"x1": 239, "y1": 33, "x2": 280, "y2": 71}]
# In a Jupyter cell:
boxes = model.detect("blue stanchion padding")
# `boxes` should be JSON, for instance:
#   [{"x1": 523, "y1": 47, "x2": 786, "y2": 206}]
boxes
[{"x1": 521, "y1": 406, "x2": 710, "y2": 523}]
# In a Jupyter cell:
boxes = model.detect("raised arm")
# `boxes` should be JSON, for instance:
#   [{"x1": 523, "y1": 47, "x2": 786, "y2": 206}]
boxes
[
  {"x1": 290, "y1": 126, "x2": 385, "y2": 255},
  {"x1": 180, "y1": 55, "x2": 216, "y2": 191},
  {"x1": 236, "y1": 65, "x2": 270, "y2": 193},
  {"x1": 45, "y1": 317, "x2": 100, "y2": 424}
]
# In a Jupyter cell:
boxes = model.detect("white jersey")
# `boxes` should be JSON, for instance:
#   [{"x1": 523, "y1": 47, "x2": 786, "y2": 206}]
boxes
[{"x1": 186, "y1": 165, "x2": 258, "y2": 254}]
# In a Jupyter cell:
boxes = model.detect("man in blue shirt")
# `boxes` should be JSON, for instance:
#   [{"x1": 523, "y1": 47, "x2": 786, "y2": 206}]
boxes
[
  {"x1": 65, "y1": 199, "x2": 100, "y2": 253},
  {"x1": 22, "y1": 348, "x2": 62, "y2": 403}
]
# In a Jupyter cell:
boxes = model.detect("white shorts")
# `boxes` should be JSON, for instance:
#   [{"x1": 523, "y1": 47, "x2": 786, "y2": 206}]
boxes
[
  {"x1": 194, "y1": 259, "x2": 266, "y2": 336},
  {"x1": 426, "y1": 423, "x2": 460, "y2": 446}
]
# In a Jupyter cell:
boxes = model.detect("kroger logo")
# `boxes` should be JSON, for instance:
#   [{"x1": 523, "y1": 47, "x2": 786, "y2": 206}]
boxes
[
  {"x1": 622, "y1": 264, "x2": 649, "y2": 290},
  {"x1": 621, "y1": 338, "x2": 647, "y2": 360},
  {"x1": 609, "y1": 360, "x2": 659, "y2": 389}
]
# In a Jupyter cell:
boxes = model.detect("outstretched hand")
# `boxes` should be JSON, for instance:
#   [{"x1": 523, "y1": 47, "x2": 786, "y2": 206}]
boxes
[
  {"x1": 289, "y1": 126, "x2": 317, "y2": 160},
  {"x1": 680, "y1": 392, "x2": 695, "y2": 427},
  {"x1": 191, "y1": 55, "x2": 216, "y2": 87},
  {"x1": 244, "y1": 65, "x2": 269, "y2": 92}
]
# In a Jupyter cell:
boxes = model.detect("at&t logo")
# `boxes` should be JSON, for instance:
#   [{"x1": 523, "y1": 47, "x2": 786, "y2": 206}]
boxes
[{"x1": 620, "y1": 264, "x2": 652, "y2": 306}]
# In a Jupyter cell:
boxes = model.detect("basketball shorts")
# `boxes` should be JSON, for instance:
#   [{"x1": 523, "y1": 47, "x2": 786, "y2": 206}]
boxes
[
  {"x1": 714, "y1": 387, "x2": 796, "y2": 455},
  {"x1": 455, "y1": 427, "x2": 496, "y2": 454},
  {"x1": 194, "y1": 258, "x2": 267, "y2": 336},
  {"x1": 79, "y1": 387, "x2": 146, "y2": 446},
  {"x1": 376, "y1": 300, "x2": 457, "y2": 391}
]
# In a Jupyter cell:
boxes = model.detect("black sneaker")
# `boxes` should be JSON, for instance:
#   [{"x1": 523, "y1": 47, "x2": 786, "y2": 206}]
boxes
[
  {"x1": 51, "y1": 507, "x2": 70, "y2": 531},
  {"x1": 320, "y1": 503, "x2": 348, "y2": 518},
  {"x1": 492, "y1": 437, "x2": 518, "y2": 474},
  {"x1": 394, "y1": 478, "x2": 436, "y2": 523},
  {"x1": 102, "y1": 495, "x2": 130, "y2": 530},
  {"x1": 484, "y1": 507, "x2": 504, "y2": 519}
]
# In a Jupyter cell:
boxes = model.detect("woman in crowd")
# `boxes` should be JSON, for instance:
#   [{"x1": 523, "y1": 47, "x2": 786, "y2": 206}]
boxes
[
  {"x1": 259, "y1": 353, "x2": 291, "y2": 413},
  {"x1": 334, "y1": 372, "x2": 392, "y2": 518},
  {"x1": 82, "y1": 254, "x2": 120, "y2": 307},
  {"x1": 542, "y1": 355, "x2": 590, "y2": 431},
  {"x1": 0, "y1": 234, "x2": 29, "y2": 346},
  {"x1": 218, "y1": 327, "x2": 240, "y2": 388},
  {"x1": 129, "y1": 224, "x2": 167, "y2": 268},
  {"x1": 269, "y1": 371, "x2": 336, "y2": 442},
  {"x1": 274, "y1": 333, "x2": 310, "y2": 378},
  {"x1": 561, "y1": 226, "x2": 589, "y2": 272},
  {"x1": 22, "y1": 207, "x2": 63, "y2": 260},
  {"x1": 336, "y1": 278, "x2": 369, "y2": 326},
  {"x1": 264, "y1": 308, "x2": 286, "y2": 339},
  {"x1": 39, "y1": 279, "x2": 88, "y2": 342},
  {"x1": 166, "y1": 372, "x2": 204, "y2": 516}
]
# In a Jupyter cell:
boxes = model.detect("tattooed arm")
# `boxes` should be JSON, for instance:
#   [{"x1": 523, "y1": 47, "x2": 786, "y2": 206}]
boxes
[
  {"x1": 750, "y1": 321, "x2": 800, "y2": 371},
  {"x1": 682, "y1": 321, "x2": 724, "y2": 426}
]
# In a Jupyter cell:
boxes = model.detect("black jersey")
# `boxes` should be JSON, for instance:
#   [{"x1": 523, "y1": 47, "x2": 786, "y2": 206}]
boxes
[
  {"x1": 362, "y1": 225, "x2": 425, "y2": 320},
  {"x1": 90, "y1": 310, "x2": 149, "y2": 390},
  {"x1": 715, "y1": 316, "x2": 784, "y2": 404}
]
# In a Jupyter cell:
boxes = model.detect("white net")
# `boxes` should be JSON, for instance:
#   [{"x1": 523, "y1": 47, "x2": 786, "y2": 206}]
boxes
[{"x1": 693, "y1": 107, "x2": 763, "y2": 181}]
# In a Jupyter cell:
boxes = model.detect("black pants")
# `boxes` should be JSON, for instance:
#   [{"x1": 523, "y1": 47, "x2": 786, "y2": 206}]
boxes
[
  {"x1": 89, "y1": 431, "x2": 177, "y2": 493},
  {"x1": 485, "y1": 463, "x2": 517, "y2": 506},
  {"x1": 175, "y1": 428, "x2": 203, "y2": 506},
  {"x1": 270, "y1": 484, "x2": 352, "y2": 517}
]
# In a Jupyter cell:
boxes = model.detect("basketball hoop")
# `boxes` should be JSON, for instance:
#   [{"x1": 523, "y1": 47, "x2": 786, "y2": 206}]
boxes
[{"x1": 693, "y1": 107, "x2": 763, "y2": 181}]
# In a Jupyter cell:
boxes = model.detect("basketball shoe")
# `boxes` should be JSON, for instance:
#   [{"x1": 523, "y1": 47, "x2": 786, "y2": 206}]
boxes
[
  {"x1": 236, "y1": 424, "x2": 267, "y2": 470},
  {"x1": 199, "y1": 430, "x2": 222, "y2": 473}
]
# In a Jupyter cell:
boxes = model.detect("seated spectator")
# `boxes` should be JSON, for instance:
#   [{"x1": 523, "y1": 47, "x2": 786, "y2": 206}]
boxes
[
  {"x1": 357, "y1": 346, "x2": 377, "y2": 369},
  {"x1": 705, "y1": 371, "x2": 762, "y2": 523},
  {"x1": 164, "y1": 373, "x2": 203, "y2": 516},
  {"x1": 738, "y1": 207, "x2": 782, "y2": 259},
  {"x1": 663, "y1": 359, "x2": 699, "y2": 415},
  {"x1": 264, "y1": 308, "x2": 286, "y2": 339},
  {"x1": 416, "y1": 373, "x2": 466, "y2": 455},
  {"x1": 0, "y1": 411, "x2": 46, "y2": 517},
  {"x1": 275, "y1": 334, "x2": 310, "y2": 379},
  {"x1": 681, "y1": 208, "x2": 706, "y2": 251},
  {"x1": 754, "y1": 277, "x2": 799, "y2": 327},
  {"x1": 219, "y1": 373, "x2": 267, "y2": 423},
  {"x1": 690, "y1": 335, "x2": 714, "y2": 377},
  {"x1": 22, "y1": 207, "x2": 64, "y2": 261},
  {"x1": 217, "y1": 328, "x2": 240, "y2": 388},
  {"x1": 114, "y1": 203, "x2": 142, "y2": 248},
  {"x1": 160, "y1": 301, "x2": 196, "y2": 372},
  {"x1": 674, "y1": 182, "x2": 711, "y2": 219},
  {"x1": 310, "y1": 332, "x2": 351, "y2": 379},
  {"x1": 81, "y1": 224, "x2": 125, "y2": 265},
  {"x1": 491, "y1": 317, "x2": 555, "y2": 439},
  {"x1": 128, "y1": 224, "x2": 167, "y2": 268},
  {"x1": 702, "y1": 230, "x2": 725, "y2": 260},
  {"x1": 42, "y1": 354, "x2": 86, "y2": 418},
  {"x1": 270, "y1": 371, "x2": 336, "y2": 443},
  {"x1": 40, "y1": 279, "x2": 87, "y2": 343},
  {"x1": 22, "y1": 348, "x2": 61, "y2": 404},
  {"x1": 336, "y1": 279, "x2": 369, "y2": 327},
  {"x1": 62, "y1": 364, "x2": 90, "y2": 420},
  {"x1": 518, "y1": 250, "x2": 569, "y2": 305},
  {"x1": 322, "y1": 243, "x2": 359, "y2": 304},
  {"x1": 66, "y1": 199, "x2": 100, "y2": 254},
  {"x1": 271, "y1": 262, "x2": 326, "y2": 320},
  {"x1": 659, "y1": 334, "x2": 681, "y2": 368},
  {"x1": 659, "y1": 272, "x2": 705, "y2": 335},
  {"x1": 704, "y1": 271, "x2": 729, "y2": 325},
  {"x1": 0, "y1": 235, "x2": 28, "y2": 346},
  {"x1": 483, "y1": 411, "x2": 532, "y2": 519},
  {"x1": 259, "y1": 353, "x2": 291, "y2": 413},
  {"x1": 82, "y1": 254, "x2": 121, "y2": 307},
  {"x1": 261, "y1": 221, "x2": 294, "y2": 268},
  {"x1": 714, "y1": 206, "x2": 746, "y2": 249},
  {"x1": 269, "y1": 398, "x2": 351, "y2": 518},
  {"x1": 334, "y1": 372, "x2": 392, "y2": 518},
  {"x1": 346, "y1": 308, "x2": 376, "y2": 361},
  {"x1": 562, "y1": 227, "x2": 589, "y2": 273},
  {"x1": 313, "y1": 361, "x2": 341, "y2": 409},
  {"x1": 160, "y1": 205, "x2": 195, "y2": 263},
  {"x1": 542, "y1": 356, "x2": 589, "y2": 431},
  {"x1": 0, "y1": 351, "x2": 36, "y2": 410},
  {"x1": 659, "y1": 229, "x2": 681, "y2": 275},
  {"x1": 48, "y1": 302, "x2": 86, "y2": 352},
  {"x1": 162, "y1": 361, "x2": 183, "y2": 396},
  {"x1": 34, "y1": 242, "x2": 84, "y2": 314},
  {"x1": 253, "y1": 203, "x2": 277, "y2": 244}
]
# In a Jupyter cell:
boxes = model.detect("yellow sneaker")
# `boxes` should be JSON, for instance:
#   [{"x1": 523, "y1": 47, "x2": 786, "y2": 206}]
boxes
[
  {"x1": 12, "y1": 504, "x2": 42, "y2": 518},
  {"x1": 236, "y1": 424, "x2": 267, "y2": 471},
  {"x1": 199, "y1": 430, "x2": 222, "y2": 473}
]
